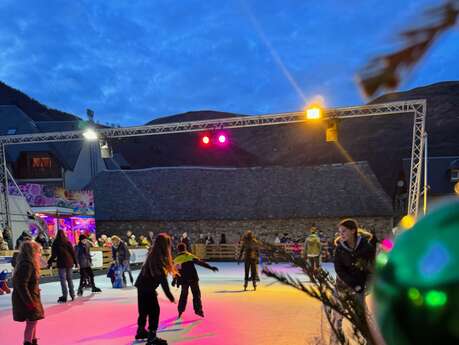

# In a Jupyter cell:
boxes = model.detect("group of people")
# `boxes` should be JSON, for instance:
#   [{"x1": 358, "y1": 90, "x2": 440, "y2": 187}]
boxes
[{"x1": 7, "y1": 220, "x2": 377, "y2": 345}]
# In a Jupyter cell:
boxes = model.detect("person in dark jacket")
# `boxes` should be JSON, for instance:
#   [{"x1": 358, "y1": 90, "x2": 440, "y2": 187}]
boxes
[
  {"x1": 172, "y1": 243, "x2": 218, "y2": 318},
  {"x1": 134, "y1": 233, "x2": 176, "y2": 345},
  {"x1": 47, "y1": 230, "x2": 78, "y2": 303},
  {"x1": 219, "y1": 233, "x2": 227, "y2": 244},
  {"x1": 238, "y1": 230, "x2": 260, "y2": 291},
  {"x1": 111, "y1": 235, "x2": 133, "y2": 285},
  {"x1": 334, "y1": 219, "x2": 375, "y2": 293},
  {"x1": 12, "y1": 240, "x2": 44, "y2": 345},
  {"x1": 2, "y1": 226, "x2": 13, "y2": 249},
  {"x1": 75, "y1": 234, "x2": 101, "y2": 296},
  {"x1": 15, "y1": 231, "x2": 32, "y2": 250},
  {"x1": 331, "y1": 219, "x2": 376, "y2": 345},
  {"x1": 34, "y1": 228, "x2": 49, "y2": 250},
  {"x1": 179, "y1": 232, "x2": 191, "y2": 251}
]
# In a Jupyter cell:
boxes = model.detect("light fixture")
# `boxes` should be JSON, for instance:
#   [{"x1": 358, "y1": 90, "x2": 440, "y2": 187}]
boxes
[
  {"x1": 306, "y1": 106, "x2": 322, "y2": 120},
  {"x1": 83, "y1": 128, "x2": 98, "y2": 141}
]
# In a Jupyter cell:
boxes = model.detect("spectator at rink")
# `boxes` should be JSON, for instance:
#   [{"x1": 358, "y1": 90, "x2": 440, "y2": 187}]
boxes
[
  {"x1": 219, "y1": 233, "x2": 227, "y2": 244},
  {"x1": 205, "y1": 233, "x2": 214, "y2": 245},
  {"x1": 0, "y1": 231, "x2": 9, "y2": 250},
  {"x1": 180, "y1": 232, "x2": 191, "y2": 251},
  {"x1": 15, "y1": 231, "x2": 32, "y2": 250},
  {"x1": 139, "y1": 235, "x2": 150, "y2": 247},
  {"x1": 2, "y1": 226, "x2": 13, "y2": 249},
  {"x1": 129, "y1": 234, "x2": 139, "y2": 247},
  {"x1": 125, "y1": 229, "x2": 133, "y2": 243},
  {"x1": 89, "y1": 233, "x2": 99, "y2": 247},
  {"x1": 274, "y1": 234, "x2": 281, "y2": 244},
  {"x1": 197, "y1": 233, "x2": 206, "y2": 244},
  {"x1": 112, "y1": 235, "x2": 134, "y2": 285},
  {"x1": 34, "y1": 227, "x2": 50, "y2": 250}
]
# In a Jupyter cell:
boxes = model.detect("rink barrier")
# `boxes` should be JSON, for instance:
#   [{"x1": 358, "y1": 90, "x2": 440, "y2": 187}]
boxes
[
  {"x1": 0, "y1": 246, "x2": 150, "y2": 278},
  {"x1": 1, "y1": 241, "x2": 331, "y2": 277},
  {"x1": 191, "y1": 242, "x2": 331, "y2": 261}
]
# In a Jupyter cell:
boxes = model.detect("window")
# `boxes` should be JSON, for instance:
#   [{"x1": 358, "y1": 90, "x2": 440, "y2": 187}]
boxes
[
  {"x1": 451, "y1": 169, "x2": 459, "y2": 182},
  {"x1": 32, "y1": 157, "x2": 52, "y2": 169},
  {"x1": 16, "y1": 152, "x2": 62, "y2": 179},
  {"x1": 7, "y1": 129, "x2": 16, "y2": 135}
]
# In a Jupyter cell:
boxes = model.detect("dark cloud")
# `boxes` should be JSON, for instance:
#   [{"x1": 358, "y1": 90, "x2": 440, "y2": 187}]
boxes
[{"x1": 0, "y1": 0, "x2": 457, "y2": 125}]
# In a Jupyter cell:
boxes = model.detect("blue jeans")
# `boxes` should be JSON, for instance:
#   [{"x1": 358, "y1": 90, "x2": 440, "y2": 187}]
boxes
[{"x1": 58, "y1": 268, "x2": 75, "y2": 299}]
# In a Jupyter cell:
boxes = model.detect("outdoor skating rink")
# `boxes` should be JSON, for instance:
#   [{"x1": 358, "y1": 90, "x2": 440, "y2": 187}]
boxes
[{"x1": 0, "y1": 262, "x2": 334, "y2": 345}]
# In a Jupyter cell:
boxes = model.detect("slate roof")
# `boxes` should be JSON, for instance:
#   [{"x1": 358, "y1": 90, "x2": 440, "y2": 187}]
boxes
[{"x1": 89, "y1": 162, "x2": 394, "y2": 221}]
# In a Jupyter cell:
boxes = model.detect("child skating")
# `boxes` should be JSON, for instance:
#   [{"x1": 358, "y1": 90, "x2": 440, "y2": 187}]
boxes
[
  {"x1": 172, "y1": 243, "x2": 218, "y2": 318},
  {"x1": 134, "y1": 233, "x2": 176, "y2": 345}
]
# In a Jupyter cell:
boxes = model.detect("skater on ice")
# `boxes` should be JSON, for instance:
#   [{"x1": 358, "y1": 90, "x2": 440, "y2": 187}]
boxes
[
  {"x1": 134, "y1": 233, "x2": 176, "y2": 345},
  {"x1": 172, "y1": 242, "x2": 218, "y2": 318}
]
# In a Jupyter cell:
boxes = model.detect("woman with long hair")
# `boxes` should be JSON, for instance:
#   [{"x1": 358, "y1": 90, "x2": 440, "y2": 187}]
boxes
[
  {"x1": 238, "y1": 230, "x2": 260, "y2": 291},
  {"x1": 331, "y1": 219, "x2": 376, "y2": 345},
  {"x1": 47, "y1": 230, "x2": 78, "y2": 303},
  {"x1": 134, "y1": 233, "x2": 176, "y2": 345},
  {"x1": 12, "y1": 240, "x2": 44, "y2": 345}
]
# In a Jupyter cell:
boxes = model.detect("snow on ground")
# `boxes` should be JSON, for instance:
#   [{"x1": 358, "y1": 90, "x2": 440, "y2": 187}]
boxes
[{"x1": 0, "y1": 263, "x2": 335, "y2": 345}]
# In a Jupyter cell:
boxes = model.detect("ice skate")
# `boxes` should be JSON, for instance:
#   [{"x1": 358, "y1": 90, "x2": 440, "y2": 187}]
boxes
[
  {"x1": 57, "y1": 296, "x2": 67, "y2": 303},
  {"x1": 77, "y1": 288, "x2": 83, "y2": 296},
  {"x1": 195, "y1": 310, "x2": 204, "y2": 317},
  {"x1": 135, "y1": 328, "x2": 149, "y2": 340},
  {"x1": 147, "y1": 333, "x2": 168, "y2": 345},
  {"x1": 177, "y1": 311, "x2": 183, "y2": 319},
  {"x1": 92, "y1": 286, "x2": 102, "y2": 293}
]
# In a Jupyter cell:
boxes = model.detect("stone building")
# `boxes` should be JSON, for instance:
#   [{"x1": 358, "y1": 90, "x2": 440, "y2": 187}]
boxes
[{"x1": 89, "y1": 161, "x2": 394, "y2": 242}]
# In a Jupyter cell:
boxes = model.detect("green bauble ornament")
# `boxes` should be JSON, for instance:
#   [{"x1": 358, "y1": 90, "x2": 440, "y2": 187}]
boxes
[{"x1": 374, "y1": 199, "x2": 459, "y2": 345}]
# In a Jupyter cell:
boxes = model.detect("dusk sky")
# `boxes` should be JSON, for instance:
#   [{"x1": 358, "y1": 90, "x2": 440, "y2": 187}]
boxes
[{"x1": 1, "y1": 0, "x2": 458, "y2": 125}]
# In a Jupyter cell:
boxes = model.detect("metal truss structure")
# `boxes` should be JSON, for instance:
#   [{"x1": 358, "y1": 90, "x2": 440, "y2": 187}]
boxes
[{"x1": 0, "y1": 99, "x2": 426, "y2": 230}]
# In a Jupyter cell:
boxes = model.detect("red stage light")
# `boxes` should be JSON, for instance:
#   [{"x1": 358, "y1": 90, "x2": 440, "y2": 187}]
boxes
[
  {"x1": 202, "y1": 136, "x2": 210, "y2": 144},
  {"x1": 218, "y1": 134, "x2": 226, "y2": 143}
]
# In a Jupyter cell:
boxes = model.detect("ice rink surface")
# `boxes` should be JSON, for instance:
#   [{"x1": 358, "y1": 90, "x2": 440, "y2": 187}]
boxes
[{"x1": 0, "y1": 263, "x2": 335, "y2": 345}]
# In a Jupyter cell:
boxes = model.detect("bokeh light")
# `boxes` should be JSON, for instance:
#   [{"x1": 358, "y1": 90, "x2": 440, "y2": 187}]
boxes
[
  {"x1": 425, "y1": 290, "x2": 447, "y2": 308},
  {"x1": 400, "y1": 215, "x2": 416, "y2": 229}
]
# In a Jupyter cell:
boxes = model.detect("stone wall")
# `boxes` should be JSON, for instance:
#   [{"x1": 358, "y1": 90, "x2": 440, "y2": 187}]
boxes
[{"x1": 96, "y1": 216, "x2": 393, "y2": 243}]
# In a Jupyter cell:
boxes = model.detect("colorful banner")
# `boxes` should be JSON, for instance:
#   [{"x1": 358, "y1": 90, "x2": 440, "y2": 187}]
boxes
[{"x1": 11, "y1": 184, "x2": 94, "y2": 216}]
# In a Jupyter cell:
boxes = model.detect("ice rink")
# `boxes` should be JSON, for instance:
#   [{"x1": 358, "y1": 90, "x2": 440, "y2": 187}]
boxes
[{"x1": 0, "y1": 262, "x2": 334, "y2": 345}]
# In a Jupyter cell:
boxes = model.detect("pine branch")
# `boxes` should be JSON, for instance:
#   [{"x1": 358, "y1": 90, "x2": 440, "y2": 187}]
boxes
[
  {"x1": 260, "y1": 243, "x2": 376, "y2": 345},
  {"x1": 357, "y1": 1, "x2": 459, "y2": 98}
]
